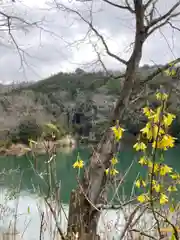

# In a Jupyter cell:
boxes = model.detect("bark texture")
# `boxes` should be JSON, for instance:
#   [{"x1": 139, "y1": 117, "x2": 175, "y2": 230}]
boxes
[
  {"x1": 66, "y1": 0, "x2": 180, "y2": 238},
  {"x1": 67, "y1": 2, "x2": 146, "y2": 236}
]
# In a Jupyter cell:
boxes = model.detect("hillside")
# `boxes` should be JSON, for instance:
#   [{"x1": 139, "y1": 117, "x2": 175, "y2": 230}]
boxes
[{"x1": 0, "y1": 65, "x2": 180, "y2": 145}]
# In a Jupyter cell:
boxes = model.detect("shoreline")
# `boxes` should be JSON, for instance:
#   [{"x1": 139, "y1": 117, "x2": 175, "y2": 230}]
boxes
[
  {"x1": 0, "y1": 132, "x2": 144, "y2": 157},
  {"x1": 0, "y1": 135, "x2": 76, "y2": 157}
]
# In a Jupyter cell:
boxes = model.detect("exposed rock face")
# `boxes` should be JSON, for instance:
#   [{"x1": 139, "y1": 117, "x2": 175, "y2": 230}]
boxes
[
  {"x1": 0, "y1": 90, "x2": 54, "y2": 141},
  {"x1": 0, "y1": 67, "x2": 180, "y2": 143}
]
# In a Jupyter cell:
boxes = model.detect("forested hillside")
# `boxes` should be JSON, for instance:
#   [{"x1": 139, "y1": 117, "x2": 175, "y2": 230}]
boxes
[{"x1": 0, "y1": 64, "x2": 180, "y2": 145}]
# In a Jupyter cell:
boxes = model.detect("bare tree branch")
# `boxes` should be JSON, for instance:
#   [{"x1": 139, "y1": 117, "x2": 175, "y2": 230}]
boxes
[
  {"x1": 0, "y1": 9, "x2": 46, "y2": 78},
  {"x1": 91, "y1": 41, "x2": 126, "y2": 81},
  {"x1": 147, "y1": 1, "x2": 180, "y2": 29},
  {"x1": 141, "y1": 58, "x2": 180, "y2": 85},
  {"x1": 91, "y1": 41, "x2": 110, "y2": 76},
  {"x1": 44, "y1": 199, "x2": 66, "y2": 240},
  {"x1": 144, "y1": 0, "x2": 158, "y2": 26},
  {"x1": 147, "y1": 12, "x2": 180, "y2": 36},
  {"x1": 102, "y1": 0, "x2": 134, "y2": 13},
  {"x1": 0, "y1": 6, "x2": 75, "y2": 79},
  {"x1": 168, "y1": 21, "x2": 180, "y2": 32},
  {"x1": 63, "y1": 0, "x2": 180, "y2": 237},
  {"x1": 144, "y1": 0, "x2": 154, "y2": 9},
  {"x1": 112, "y1": 0, "x2": 147, "y2": 120},
  {"x1": 130, "y1": 229, "x2": 157, "y2": 240},
  {"x1": 54, "y1": 1, "x2": 128, "y2": 66}
]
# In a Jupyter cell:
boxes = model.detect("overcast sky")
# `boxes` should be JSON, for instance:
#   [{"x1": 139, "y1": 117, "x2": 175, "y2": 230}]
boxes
[{"x1": 0, "y1": 0, "x2": 180, "y2": 83}]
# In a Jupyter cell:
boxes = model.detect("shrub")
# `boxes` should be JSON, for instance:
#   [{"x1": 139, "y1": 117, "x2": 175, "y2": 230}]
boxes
[
  {"x1": 42, "y1": 122, "x2": 66, "y2": 141},
  {"x1": 17, "y1": 118, "x2": 42, "y2": 144}
]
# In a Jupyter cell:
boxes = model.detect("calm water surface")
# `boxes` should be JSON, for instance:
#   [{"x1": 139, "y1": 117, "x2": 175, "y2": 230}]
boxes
[{"x1": 0, "y1": 145, "x2": 180, "y2": 239}]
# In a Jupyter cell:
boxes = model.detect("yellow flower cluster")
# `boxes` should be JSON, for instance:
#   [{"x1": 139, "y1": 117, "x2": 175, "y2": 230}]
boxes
[
  {"x1": 106, "y1": 121, "x2": 125, "y2": 176},
  {"x1": 73, "y1": 120, "x2": 124, "y2": 176},
  {"x1": 152, "y1": 180, "x2": 161, "y2": 193},
  {"x1": 133, "y1": 142, "x2": 147, "y2": 151},
  {"x1": 133, "y1": 92, "x2": 176, "y2": 152},
  {"x1": 135, "y1": 92, "x2": 179, "y2": 205},
  {"x1": 135, "y1": 178, "x2": 146, "y2": 188},
  {"x1": 105, "y1": 156, "x2": 119, "y2": 176},
  {"x1": 73, "y1": 153, "x2": 84, "y2": 169},
  {"x1": 137, "y1": 193, "x2": 149, "y2": 203},
  {"x1": 164, "y1": 61, "x2": 177, "y2": 77},
  {"x1": 137, "y1": 192, "x2": 169, "y2": 205},
  {"x1": 144, "y1": 161, "x2": 173, "y2": 176},
  {"x1": 111, "y1": 121, "x2": 125, "y2": 141},
  {"x1": 137, "y1": 157, "x2": 180, "y2": 187}
]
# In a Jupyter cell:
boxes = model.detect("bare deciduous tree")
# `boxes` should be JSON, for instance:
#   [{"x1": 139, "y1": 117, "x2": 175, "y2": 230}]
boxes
[
  {"x1": 52, "y1": 0, "x2": 180, "y2": 238},
  {"x1": 2, "y1": 0, "x2": 180, "y2": 239}
]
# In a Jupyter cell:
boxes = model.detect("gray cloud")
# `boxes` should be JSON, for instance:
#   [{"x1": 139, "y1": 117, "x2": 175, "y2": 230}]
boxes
[{"x1": 0, "y1": 0, "x2": 179, "y2": 83}]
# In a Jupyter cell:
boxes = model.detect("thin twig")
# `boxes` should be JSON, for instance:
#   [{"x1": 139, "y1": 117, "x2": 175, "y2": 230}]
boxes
[
  {"x1": 45, "y1": 199, "x2": 66, "y2": 240},
  {"x1": 39, "y1": 212, "x2": 45, "y2": 240}
]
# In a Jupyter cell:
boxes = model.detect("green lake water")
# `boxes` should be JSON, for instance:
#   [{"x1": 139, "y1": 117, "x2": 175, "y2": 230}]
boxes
[
  {"x1": 0, "y1": 145, "x2": 180, "y2": 239},
  {"x1": 0, "y1": 144, "x2": 180, "y2": 203}
]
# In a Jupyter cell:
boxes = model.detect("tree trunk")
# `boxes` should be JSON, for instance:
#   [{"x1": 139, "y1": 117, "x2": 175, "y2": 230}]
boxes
[
  {"x1": 67, "y1": 190, "x2": 100, "y2": 239},
  {"x1": 67, "y1": 1, "x2": 147, "y2": 238}
]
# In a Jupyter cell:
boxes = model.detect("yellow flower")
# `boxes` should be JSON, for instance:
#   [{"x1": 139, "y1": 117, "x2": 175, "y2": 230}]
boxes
[
  {"x1": 141, "y1": 180, "x2": 146, "y2": 187},
  {"x1": 147, "y1": 161, "x2": 159, "y2": 174},
  {"x1": 159, "y1": 135, "x2": 176, "y2": 150},
  {"x1": 168, "y1": 62, "x2": 174, "y2": 67},
  {"x1": 152, "y1": 180, "x2": 161, "y2": 193},
  {"x1": 137, "y1": 194, "x2": 149, "y2": 203},
  {"x1": 110, "y1": 168, "x2": 119, "y2": 176},
  {"x1": 159, "y1": 164, "x2": 173, "y2": 176},
  {"x1": 160, "y1": 193, "x2": 168, "y2": 205},
  {"x1": 135, "y1": 179, "x2": 146, "y2": 188},
  {"x1": 152, "y1": 141, "x2": 159, "y2": 149},
  {"x1": 171, "y1": 173, "x2": 180, "y2": 180},
  {"x1": 138, "y1": 156, "x2": 148, "y2": 165},
  {"x1": 148, "y1": 106, "x2": 162, "y2": 124},
  {"x1": 152, "y1": 134, "x2": 176, "y2": 150},
  {"x1": 73, "y1": 153, "x2": 84, "y2": 169},
  {"x1": 170, "y1": 205, "x2": 175, "y2": 213},
  {"x1": 111, "y1": 125, "x2": 125, "y2": 141},
  {"x1": 73, "y1": 160, "x2": 84, "y2": 169},
  {"x1": 147, "y1": 160, "x2": 153, "y2": 169},
  {"x1": 133, "y1": 142, "x2": 147, "y2": 151},
  {"x1": 142, "y1": 107, "x2": 154, "y2": 118},
  {"x1": 165, "y1": 68, "x2": 176, "y2": 77},
  {"x1": 154, "y1": 163, "x2": 159, "y2": 173},
  {"x1": 156, "y1": 92, "x2": 168, "y2": 101},
  {"x1": 168, "y1": 186, "x2": 177, "y2": 192},
  {"x1": 152, "y1": 124, "x2": 164, "y2": 140},
  {"x1": 170, "y1": 68, "x2": 176, "y2": 76},
  {"x1": 154, "y1": 185, "x2": 161, "y2": 193},
  {"x1": 105, "y1": 168, "x2": 119, "y2": 176},
  {"x1": 111, "y1": 157, "x2": 118, "y2": 165},
  {"x1": 163, "y1": 113, "x2": 176, "y2": 128},
  {"x1": 140, "y1": 123, "x2": 152, "y2": 140},
  {"x1": 152, "y1": 107, "x2": 163, "y2": 123},
  {"x1": 135, "y1": 179, "x2": 141, "y2": 188}
]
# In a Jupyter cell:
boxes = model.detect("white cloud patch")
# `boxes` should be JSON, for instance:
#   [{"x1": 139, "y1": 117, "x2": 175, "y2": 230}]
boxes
[{"x1": 0, "y1": 0, "x2": 179, "y2": 83}]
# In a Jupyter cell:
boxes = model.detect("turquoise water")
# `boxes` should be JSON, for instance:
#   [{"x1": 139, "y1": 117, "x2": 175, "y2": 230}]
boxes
[
  {"x1": 0, "y1": 145, "x2": 180, "y2": 203},
  {"x1": 0, "y1": 145, "x2": 180, "y2": 239}
]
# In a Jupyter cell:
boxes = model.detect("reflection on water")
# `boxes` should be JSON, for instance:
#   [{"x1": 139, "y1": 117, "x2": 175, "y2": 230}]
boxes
[
  {"x1": 0, "y1": 145, "x2": 180, "y2": 238},
  {"x1": 0, "y1": 188, "x2": 155, "y2": 240},
  {"x1": 1, "y1": 145, "x2": 180, "y2": 201},
  {"x1": 0, "y1": 188, "x2": 68, "y2": 240}
]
